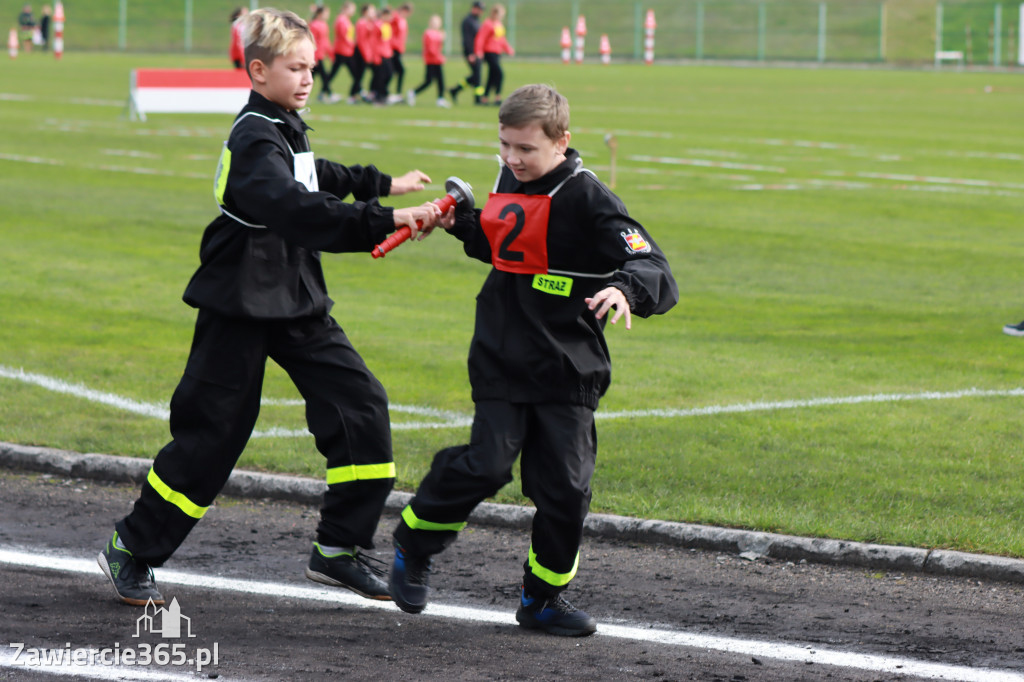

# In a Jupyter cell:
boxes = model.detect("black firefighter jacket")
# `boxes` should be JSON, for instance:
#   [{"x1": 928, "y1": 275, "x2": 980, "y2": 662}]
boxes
[
  {"x1": 183, "y1": 91, "x2": 397, "y2": 319},
  {"x1": 449, "y1": 149, "x2": 679, "y2": 409}
]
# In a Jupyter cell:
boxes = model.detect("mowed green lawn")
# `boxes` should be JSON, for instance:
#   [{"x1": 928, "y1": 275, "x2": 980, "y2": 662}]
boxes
[{"x1": 2, "y1": 52, "x2": 1023, "y2": 556}]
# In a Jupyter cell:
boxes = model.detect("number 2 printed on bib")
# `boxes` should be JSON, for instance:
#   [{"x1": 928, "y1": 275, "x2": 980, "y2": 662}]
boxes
[{"x1": 480, "y1": 193, "x2": 551, "y2": 275}]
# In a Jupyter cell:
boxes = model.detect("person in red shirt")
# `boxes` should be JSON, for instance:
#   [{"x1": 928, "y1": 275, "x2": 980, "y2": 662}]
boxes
[
  {"x1": 310, "y1": 5, "x2": 338, "y2": 102},
  {"x1": 407, "y1": 14, "x2": 449, "y2": 108},
  {"x1": 228, "y1": 6, "x2": 248, "y2": 69},
  {"x1": 327, "y1": 2, "x2": 360, "y2": 103},
  {"x1": 355, "y1": 4, "x2": 379, "y2": 103},
  {"x1": 390, "y1": 3, "x2": 413, "y2": 99},
  {"x1": 474, "y1": 3, "x2": 514, "y2": 106},
  {"x1": 371, "y1": 7, "x2": 395, "y2": 105}
]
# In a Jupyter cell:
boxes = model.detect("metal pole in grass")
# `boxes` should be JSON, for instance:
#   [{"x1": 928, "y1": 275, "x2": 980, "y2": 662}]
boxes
[
  {"x1": 879, "y1": 1, "x2": 886, "y2": 62},
  {"x1": 443, "y1": 0, "x2": 453, "y2": 56},
  {"x1": 118, "y1": 0, "x2": 126, "y2": 51},
  {"x1": 757, "y1": 1, "x2": 765, "y2": 62},
  {"x1": 817, "y1": 1, "x2": 826, "y2": 63},
  {"x1": 994, "y1": 3, "x2": 1003, "y2": 67},
  {"x1": 936, "y1": 1, "x2": 944, "y2": 66},
  {"x1": 508, "y1": 0, "x2": 516, "y2": 53},
  {"x1": 184, "y1": 0, "x2": 192, "y2": 53},
  {"x1": 695, "y1": 1, "x2": 704, "y2": 60},
  {"x1": 633, "y1": 1, "x2": 641, "y2": 61}
]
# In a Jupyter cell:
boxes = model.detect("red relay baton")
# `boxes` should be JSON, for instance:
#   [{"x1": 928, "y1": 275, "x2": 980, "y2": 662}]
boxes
[{"x1": 371, "y1": 176, "x2": 475, "y2": 258}]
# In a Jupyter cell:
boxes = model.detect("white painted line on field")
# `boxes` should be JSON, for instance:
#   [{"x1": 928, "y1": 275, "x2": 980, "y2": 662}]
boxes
[
  {"x1": 595, "y1": 387, "x2": 1024, "y2": 420},
  {"x1": 0, "y1": 364, "x2": 470, "y2": 434},
  {"x1": 628, "y1": 154, "x2": 786, "y2": 173},
  {"x1": 3, "y1": 365, "x2": 1024, "y2": 434},
  {"x1": 0, "y1": 548, "x2": 1021, "y2": 682}
]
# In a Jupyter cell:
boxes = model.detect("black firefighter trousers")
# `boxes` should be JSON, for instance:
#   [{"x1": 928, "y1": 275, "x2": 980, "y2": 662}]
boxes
[
  {"x1": 394, "y1": 400, "x2": 597, "y2": 598},
  {"x1": 116, "y1": 309, "x2": 394, "y2": 566}
]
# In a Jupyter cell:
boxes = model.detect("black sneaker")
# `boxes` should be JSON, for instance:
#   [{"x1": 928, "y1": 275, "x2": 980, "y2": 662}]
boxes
[
  {"x1": 1003, "y1": 321, "x2": 1024, "y2": 337},
  {"x1": 97, "y1": 532, "x2": 164, "y2": 606},
  {"x1": 388, "y1": 543, "x2": 432, "y2": 614},
  {"x1": 305, "y1": 544, "x2": 390, "y2": 600},
  {"x1": 515, "y1": 588, "x2": 597, "y2": 637}
]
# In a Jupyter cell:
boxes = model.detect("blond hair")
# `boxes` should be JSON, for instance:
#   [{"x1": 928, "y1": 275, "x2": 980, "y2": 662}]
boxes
[
  {"x1": 498, "y1": 84, "x2": 570, "y2": 141},
  {"x1": 243, "y1": 8, "x2": 312, "y2": 74}
]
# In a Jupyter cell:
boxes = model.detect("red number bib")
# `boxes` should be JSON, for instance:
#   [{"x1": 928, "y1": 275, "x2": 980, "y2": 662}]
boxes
[{"x1": 479, "y1": 193, "x2": 551, "y2": 274}]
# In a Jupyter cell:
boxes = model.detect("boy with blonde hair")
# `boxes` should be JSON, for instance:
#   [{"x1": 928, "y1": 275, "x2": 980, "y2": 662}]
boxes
[
  {"x1": 98, "y1": 7, "x2": 442, "y2": 607},
  {"x1": 389, "y1": 84, "x2": 678, "y2": 636}
]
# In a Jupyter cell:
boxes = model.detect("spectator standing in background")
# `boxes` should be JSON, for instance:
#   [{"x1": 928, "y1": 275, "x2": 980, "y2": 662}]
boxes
[
  {"x1": 328, "y1": 2, "x2": 359, "y2": 103},
  {"x1": 310, "y1": 6, "x2": 339, "y2": 103},
  {"x1": 355, "y1": 4, "x2": 379, "y2": 103},
  {"x1": 18, "y1": 5, "x2": 35, "y2": 52},
  {"x1": 372, "y1": 7, "x2": 396, "y2": 105},
  {"x1": 475, "y1": 3, "x2": 514, "y2": 106},
  {"x1": 407, "y1": 14, "x2": 449, "y2": 108},
  {"x1": 449, "y1": 1, "x2": 484, "y2": 105},
  {"x1": 38, "y1": 4, "x2": 51, "y2": 50},
  {"x1": 229, "y1": 7, "x2": 248, "y2": 69},
  {"x1": 390, "y1": 3, "x2": 413, "y2": 99}
]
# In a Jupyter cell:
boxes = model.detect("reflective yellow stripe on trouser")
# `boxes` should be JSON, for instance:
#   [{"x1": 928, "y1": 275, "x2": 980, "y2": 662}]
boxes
[
  {"x1": 400, "y1": 505, "x2": 467, "y2": 532},
  {"x1": 528, "y1": 544, "x2": 579, "y2": 588},
  {"x1": 146, "y1": 467, "x2": 209, "y2": 520},
  {"x1": 326, "y1": 462, "x2": 396, "y2": 485}
]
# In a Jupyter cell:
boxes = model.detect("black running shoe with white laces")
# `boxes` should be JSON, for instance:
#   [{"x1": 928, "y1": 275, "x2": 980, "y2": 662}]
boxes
[
  {"x1": 305, "y1": 543, "x2": 391, "y2": 600},
  {"x1": 515, "y1": 588, "x2": 597, "y2": 637},
  {"x1": 97, "y1": 532, "x2": 164, "y2": 606},
  {"x1": 1004, "y1": 320, "x2": 1024, "y2": 337},
  {"x1": 388, "y1": 543, "x2": 432, "y2": 614}
]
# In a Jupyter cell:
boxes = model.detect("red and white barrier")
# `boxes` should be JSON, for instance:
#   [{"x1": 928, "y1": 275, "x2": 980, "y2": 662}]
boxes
[
  {"x1": 53, "y1": 1, "x2": 65, "y2": 59},
  {"x1": 8, "y1": 27, "x2": 17, "y2": 59},
  {"x1": 600, "y1": 34, "x2": 610, "y2": 64},
  {"x1": 574, "y1": 15, "x2": 586, "y2": 64},
  {"x1": 644, "y1": 9, "x2": 656, "y2": 65},
  {"x1": 128, "y1": 69, "x2": 251, "y2": 121},
  {"x1": 560, "y1": 26, "x2": 571, "y2": 64}
]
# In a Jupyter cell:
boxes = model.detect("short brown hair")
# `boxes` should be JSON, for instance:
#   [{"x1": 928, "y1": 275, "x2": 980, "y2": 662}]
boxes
[
  {"x1": 243, "y1": 8, "x2": 312, "y2": 74},
  {"x1": 498, "y1": 84, "x2": 570, "y2": 141}
]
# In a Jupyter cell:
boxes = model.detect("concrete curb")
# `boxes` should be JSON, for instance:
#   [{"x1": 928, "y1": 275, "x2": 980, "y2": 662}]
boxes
[{"x1": 4, "y1": 441, "x2": 1024, "y2": 585}]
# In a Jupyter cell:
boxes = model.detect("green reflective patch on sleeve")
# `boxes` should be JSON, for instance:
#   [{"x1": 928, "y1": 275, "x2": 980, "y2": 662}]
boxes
[
  {"x1": 214, "y1": 143, "x2": 231, "y2": 205},
  {"x1": 531, "y1": 274, "x2": 573, "y2": 297}
]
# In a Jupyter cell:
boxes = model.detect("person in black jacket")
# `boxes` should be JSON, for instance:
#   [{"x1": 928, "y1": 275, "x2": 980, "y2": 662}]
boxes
[
  {"x1": 388, "y1": 84, "x2": 678, "y2": 636},
  {"x1": 97, "y1": 7, "x2": 442, "y2": 608},
  {"x1": 448, "y1": 0, "x2": 484, "y2": 105}
]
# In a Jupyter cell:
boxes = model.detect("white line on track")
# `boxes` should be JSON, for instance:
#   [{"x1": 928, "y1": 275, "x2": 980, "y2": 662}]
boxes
[
  {"x1": 2, "y1": 365, "x2": 1023, "y2": 434},
  {"x1": 0, "y1": 548, "x2": 1021, "y2": 682}
]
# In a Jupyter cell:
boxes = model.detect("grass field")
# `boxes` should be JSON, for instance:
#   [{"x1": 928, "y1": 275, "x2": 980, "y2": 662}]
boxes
[{"x1": 2, "y1": 52, "x2": 1024, "y2": 557}]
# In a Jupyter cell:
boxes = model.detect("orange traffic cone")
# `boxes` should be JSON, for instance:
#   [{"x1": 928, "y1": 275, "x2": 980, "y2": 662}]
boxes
[
  {"x1": 8, "y1": 27, "x2": 17, "y2": 59},
  {"x1": 560, "y1": 26, "x2": 571, "y2": 64},
  {"x1": 600, "y1": 34, "x2": 611, "y2": 64}
]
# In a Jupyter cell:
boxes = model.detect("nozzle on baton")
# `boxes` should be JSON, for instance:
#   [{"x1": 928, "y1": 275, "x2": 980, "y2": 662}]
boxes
[{"x1": 372, "y1": 177, "x2": 475, "y2": 258}]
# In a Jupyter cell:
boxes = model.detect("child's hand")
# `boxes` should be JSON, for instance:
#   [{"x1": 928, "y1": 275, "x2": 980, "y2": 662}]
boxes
[
  {"x1": 393, "y1": 202, "x2": 442, "y2": 241},
  {"x1": 439, "y1": 205, "x2": 456, "y2": 231},
  {"x1": 586, "y1": 287, "x2": 632, "y2": 330},
  {"x1": 391, "y1": 170, "x2": 432, "y2": 195}
]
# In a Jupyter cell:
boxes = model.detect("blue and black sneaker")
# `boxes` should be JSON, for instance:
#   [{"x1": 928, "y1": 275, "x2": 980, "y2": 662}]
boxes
[
  {"x1": 97, "y1": 531, "x2": 164, "y2": 606},
  {"x1": 305, "y1": 543, "x2": 390, "y2": 600},
  {"x1": 388, "y1": 543, "x2": 432, "y2": 614},
  {"x1": 515, "y1": 587, "x2": 597, "y2": 637}
]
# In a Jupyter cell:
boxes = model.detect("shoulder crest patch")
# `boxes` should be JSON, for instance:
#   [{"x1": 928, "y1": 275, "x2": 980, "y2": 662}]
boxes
[{"x1": 621, "y1": 229, "x2": 652, "y2": 255}]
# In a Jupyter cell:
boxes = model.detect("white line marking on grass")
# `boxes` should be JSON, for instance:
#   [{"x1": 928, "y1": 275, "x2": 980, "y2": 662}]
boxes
[
  {"x1": 629, "y1": 154, "x2": 786, "y2": 173},
  {"x1": 1, "y1": 548, "x2": 1021, "y2": 682},
  {"x1": 594, "y1": 387, "x2": 1024, "y2": 420},
  {"x1": 3, "y1": 365, "x2": 1023, "y2": 433}
]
